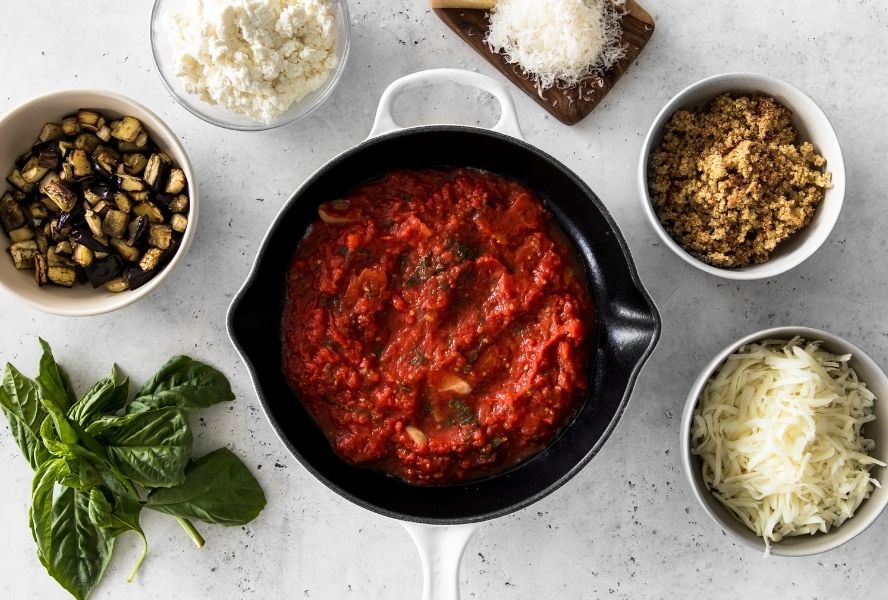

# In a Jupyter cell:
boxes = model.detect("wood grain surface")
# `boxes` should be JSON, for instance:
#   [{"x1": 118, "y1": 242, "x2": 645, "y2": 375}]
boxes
[{"x1": 433, "y1": 1, "x2": 655, "y2": 125}]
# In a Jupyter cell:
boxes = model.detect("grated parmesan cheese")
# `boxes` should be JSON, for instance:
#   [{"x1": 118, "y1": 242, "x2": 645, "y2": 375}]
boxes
[
  {"x1": 484, "y1": 0, "x2": 627, "y2": 91},
  {"x1": 169, "y1": 0, "x2": 338, "y2": 123},
  {"x1": 691, "y1": 337, "x2": 884, "y2": 554}
]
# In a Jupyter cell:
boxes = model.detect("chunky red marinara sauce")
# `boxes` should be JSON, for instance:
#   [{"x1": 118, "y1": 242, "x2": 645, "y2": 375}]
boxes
[{"x1": 282, "y1": 169, "x2": 595, "y2": 484}]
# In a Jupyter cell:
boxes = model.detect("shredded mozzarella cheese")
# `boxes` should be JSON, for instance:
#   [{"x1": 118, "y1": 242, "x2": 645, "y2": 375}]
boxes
[
  {"x1": 691, "y1": 337, "x2": 884, "y2": 553},
  {"x1": 484, "y1": 0, "x2": 627, "y2": 91}
]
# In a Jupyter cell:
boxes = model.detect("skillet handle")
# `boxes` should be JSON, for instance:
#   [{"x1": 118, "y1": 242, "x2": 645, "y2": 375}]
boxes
[
  {"x1": 402, "y1": 521, "x2": 478, "y2": 600},
  {"x1": 368, "y1": 68, "x2": 524, "y2": 140}
]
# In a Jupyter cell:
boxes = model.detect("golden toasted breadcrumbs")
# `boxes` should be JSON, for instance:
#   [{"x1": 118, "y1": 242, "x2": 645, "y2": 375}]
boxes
[{"x1": 649, "y1": 94, "x2": 832, "y2": 268}]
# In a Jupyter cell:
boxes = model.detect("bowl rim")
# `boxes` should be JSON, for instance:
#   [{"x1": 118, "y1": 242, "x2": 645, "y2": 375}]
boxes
[
  {"x1": 637, "y1": 72, "x2": 846, "y2": 281},
  {"x1": 149, "y1": 0, "x2": 352, "y2": 132},
  {"x1": 0, "y1": 88, "x2": 198, "y2": 317},
  {"x1": 680, "y1": 325, "x2": 888, "y2": 557}
]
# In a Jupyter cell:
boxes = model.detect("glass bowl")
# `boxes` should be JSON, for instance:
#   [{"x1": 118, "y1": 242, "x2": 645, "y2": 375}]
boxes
[{"x1": 149, "y1": 0, "x2": 351, "y2": 131}]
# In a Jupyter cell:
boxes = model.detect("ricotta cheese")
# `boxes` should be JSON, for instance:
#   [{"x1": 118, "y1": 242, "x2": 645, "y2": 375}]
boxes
[{"x1": 169, "y1": 0, "x2": 338, "y2": 123}]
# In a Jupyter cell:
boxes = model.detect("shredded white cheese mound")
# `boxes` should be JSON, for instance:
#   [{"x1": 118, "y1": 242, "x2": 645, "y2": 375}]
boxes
[
  {"x1": 169, "y1": 0, "x2": 338, "y2": 123},
  {"x1": 484, "y1": 0, "x2": 627, "y2": 91},
  {"x1": 691, "y1": 337, "x2": 884, "y2": 553}
]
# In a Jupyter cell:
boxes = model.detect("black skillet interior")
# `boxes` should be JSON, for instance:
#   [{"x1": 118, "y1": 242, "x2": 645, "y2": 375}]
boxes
[{"x1": 228, "y1": 126, "x2": 661, "y2": 524}]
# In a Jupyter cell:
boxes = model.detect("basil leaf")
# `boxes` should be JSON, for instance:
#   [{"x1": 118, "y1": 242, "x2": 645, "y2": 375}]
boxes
[
  {"x1": 30, "y1": 458, "x2": 69, "y2": 564},
  {"x1": 146, "y1": 448, "x2": 266, "y2": 526},
  {"x1": 89, "y1": 408, "x2": 193, "y2": 488},
  {"x1": 130, "y1": 356, "x2": 234, "y2": 414},
  {"x1": 0, "y1": 364, "x2": 50, "y2": 469},
  {"x1": 46, "y1": 487, "x2": 115, "y2": 600},
  {"x1": 68, "y1": 365, "x2": 129, "y2": 427},
  {"x1": 35, "y1": 339, "x2": 77, "y2": 413}
]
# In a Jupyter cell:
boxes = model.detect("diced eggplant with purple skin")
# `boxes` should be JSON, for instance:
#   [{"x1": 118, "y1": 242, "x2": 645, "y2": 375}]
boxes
[
  {"x1": 35, "y1": 229, "x2": 48, "y2": 254},
  {"x1": 92, "y1": 146, "x2": 119, "y2": 174},
  {"x1": 83, "y1": 254, "x2": 123, "y2": 287},
  {"x1": 74, "y1": 133, "x2": 100, "y2": 154},
  {"x1": 71, "y1": 243, "x2": 94, "y2": 267},
  {"x1": 76, "y1": 110, "x2": 103, "y2": 131},
  {"x1": 168, "y1": 194, "x2": 188, "y2": 215},
  {"x1": 39, "y1": 172, "x2": 77, "y2": 212},
  {"x1": 102, "y1": 209, "x2": 129, "y2": 239},
  {"x1": 143, "y1": 153, "x2": 170, "y2": 190},
  {"x1": 83, "y1": 182, "x2": 112, "y2": 205},
  {"x1": 34, "y1": 254, "x2": 48, "y2": 286},
  {"x1": 68, "y1": 149, "x2": 92, "y2": 178},
  {"x1": 127, "y1": 215, "x2": 148, "y2": 246},
  {"x1": 61, "y1": 116, "x2": 79, "y2": 136},
  {"x1": 21, "y1": 156, "x2": 50, "y2": 184},
  {"x1": 96, "y1": 125, "x2": 112, "y2": 143},
  {"x1": 124, "y1": 266, "x2": 157, "y2": 290},
  {"x1": 36, "y1": 144, "x2": 62, "y2": 169},
  {"x1": 8, "y1": 240, "x2": 38, "y2": 269},
  {"x1": 132, "y1": 201, "x2": 163, "y2": 223},
  {"x1": 117, "y1": 173, "x2": 144, "y2": 193},
  {"x1": 69, "y1": 228, "x2": 108, "y2": 252},
  {"x1": 110, "y1": 238, "x2": 141, "y2": 263},
  {"x1": 29, "y1": 202, "x2": 49, "y2": 225},
  {"x1": 54, "y1": 241, "x2": 73, "y2": 256},
  {"x1": 123, "y1": 153, "x2": 148, "y2": 175},
  {"x1": 0, "y1": 192, "x2": 27, "y2": 232},
  {"x1": 129, "y1": 190, "x2": 151, "y2": 203},
  {"x1": 83, "y1": 210, "x2": 104, "y2": 238}
]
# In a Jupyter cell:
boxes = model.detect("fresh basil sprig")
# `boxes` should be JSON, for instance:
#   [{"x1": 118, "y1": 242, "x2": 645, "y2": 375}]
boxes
[{"x1": 0, "y1": 340, "x2": 266, "y2": 600}]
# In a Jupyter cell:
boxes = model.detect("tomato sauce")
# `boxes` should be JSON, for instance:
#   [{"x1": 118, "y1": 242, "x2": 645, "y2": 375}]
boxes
[{"x1": 282, "y1": 169, "x2": 595, "y2": 484}]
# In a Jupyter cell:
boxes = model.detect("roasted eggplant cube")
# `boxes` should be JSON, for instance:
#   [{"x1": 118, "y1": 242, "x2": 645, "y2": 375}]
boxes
[
  {"x1": 6, "y1": 169, "x2": 34, "y2": 193},
  {"x1": 74, "y1": 133, "x2": 100, "y2": 153},
  {"x1": 139, "y1": 247, "x2": 164, "y2": 271},
  {"x1": 170, "y1": 213, "x2": 187, "y2": 233},
  {"x1": 34, "y1": 254, "x2": 48, "y2": 286},
  {"x1": 164, "y1": 168, "x2": 186, "y2": 194},
  {"x1": 102, "y1": 210, "x2": 129, "y2": 239},
  {"x1": 67, "y1": 149, "x2": 92, "y2": 178},
  {"x1": 76, "y1": 109, "x2": 103, "y2": 131},
  {"x1": 49, "y1": 245, "x2": 73, "y2": 263},
  {"x1": 103, "y1": 275, "x2": 129, "y2": 293},
  {"x1": 71, "y1": 243, "x2": 94, "y2": 267},
  {"x1": 110, "y1": 238, "x2": 141, "y2": 263},
  {"x1": 117, "y1": 173, "x2": 144, "y2": 193},
  {"x1": 0, "y1": 192, "x2": 27, "y2": 232},
  {"x1": 96, "y1": 124, "x2": 112, "y2": 143},
  {"x1": 39, "y1": 173, "x2": 77, "y2": 212},
  {"x1": 168, "y1": 194, "x2": 188, "y2": 214},
  {"x1": 38, "y1": 122, "x2": 63, "y2": 142},
  {"x1": 84, "y1": 210, "x2": 104, "y2": 238},
  {"x1": 70, "y1": 228, "x2": 108, "y2": 252},
  {"x1": 35, "y1": 230, "x2": 48, "y2": 254},
  {"x1": 143, "y1": 153, "x2": 171, "y2": 190},
  {"x1": 148, "y1": 224, "x2": 172, "y2": 250},
  {"x1": 124, "y1": 266, "x2": 157, "y2": 290},
  {"x1": 9, "y1": 227, "x2": 35, "y2": 244},
  {"x1": 84, "y1": 254, "x2": 123, "y2": 288},
  {"x1": 61, "y1": 116, "x2": 79, "y2": 136},
  {"x1": 47, "y1": 266, "x2": 77, "y2": 287},
  {"x1": 8, "y1": 240, "x2": 38, "y2": 269},
  {"x1": 20, "y1": 156, "x2": 50, "y2": 184},
  {"x1": 132, "y1": 201, "x2": 163, "y2": 223},
  {"x1": 111, "y1": 116, "x2": 143, "y2": 143},
  {"x1": 92, "y1": 146, "x2": 119, "y2": 174},
  {"x1": 112, "y1": 191, "x2": 132, "y2": 213},
  {"x1": 127, "y1": 215, "x2": 148, "y2": 246},
  {"x1": 123, "y1": 153, "x2": 148, "y2": 175}
]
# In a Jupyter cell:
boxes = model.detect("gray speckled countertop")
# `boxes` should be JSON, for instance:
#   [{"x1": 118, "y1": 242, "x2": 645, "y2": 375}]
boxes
[{"x1": 1, "y1": 1, "x2": 887, "y2": 598}]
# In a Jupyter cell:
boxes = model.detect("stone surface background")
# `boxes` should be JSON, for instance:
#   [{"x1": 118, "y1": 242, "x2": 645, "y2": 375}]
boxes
[{"x1": 1, "y1": 1, "x2": 886, "y2": 598}]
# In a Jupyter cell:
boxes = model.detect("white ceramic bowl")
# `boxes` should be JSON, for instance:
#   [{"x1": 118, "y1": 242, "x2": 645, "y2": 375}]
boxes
[
  {"x1": 150, "y1": 0, "x2": 351, "y2": 131},
  {"x1": 680, "y1": 326, "x2": 888, "y2": 556},
  {"x1": 638, "y1": 73, "x2": 845, "y2": 280},
  {"x1": 0, "y1": 90, "x2": 198, "y2": 316}
]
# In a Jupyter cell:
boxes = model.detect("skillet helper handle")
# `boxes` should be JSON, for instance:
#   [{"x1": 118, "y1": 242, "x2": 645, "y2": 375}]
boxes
[
  {"x1": 402, "y1": 522, "x2": 478, "y2": 600},
  {"x1": 369, "y1": 68, "x2": 524, "y2": 140}
]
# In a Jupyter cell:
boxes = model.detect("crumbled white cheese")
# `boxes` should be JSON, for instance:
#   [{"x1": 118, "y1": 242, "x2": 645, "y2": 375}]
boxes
[{"x1": 169, "y1": 0, "x2": 338, "y2": 123}]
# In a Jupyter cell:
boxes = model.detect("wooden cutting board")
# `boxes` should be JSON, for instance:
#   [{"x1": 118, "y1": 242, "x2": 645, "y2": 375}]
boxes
[{"x1": 433, "y1": 1, "x2": 655, "y2": 125}]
